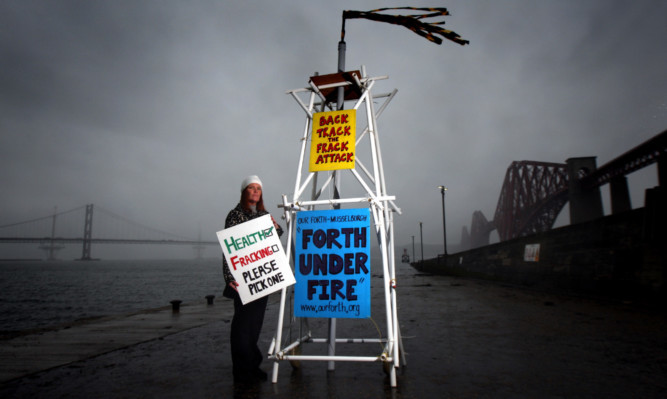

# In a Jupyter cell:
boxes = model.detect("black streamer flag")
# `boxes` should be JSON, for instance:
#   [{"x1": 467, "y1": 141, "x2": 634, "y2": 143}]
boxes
[{"x1": 342, "y1": 7, "x2": 469, "y2": 46}]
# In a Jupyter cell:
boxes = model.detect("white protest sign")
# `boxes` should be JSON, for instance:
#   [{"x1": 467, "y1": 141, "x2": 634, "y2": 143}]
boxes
[{"x1": 217, "y1": 214, "x2": 295, "y2": 304}]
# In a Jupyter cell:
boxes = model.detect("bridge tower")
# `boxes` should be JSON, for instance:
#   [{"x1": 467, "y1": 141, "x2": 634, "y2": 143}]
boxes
[
  {"x1": 566, "y1": 157, "x2": 604, "y2": 224},
  {"x1": 192, "y1": 228, "x2": 206, "y2": 260},
  {"x1": 470, "y1": 210, "x2": 494, "y2": 249},
  {"x1": 80, "y1": 204, "x2": 94, "y2": 261},
  {"x1": 38, "y1": 206, "x2": 65, "y2": 260}
]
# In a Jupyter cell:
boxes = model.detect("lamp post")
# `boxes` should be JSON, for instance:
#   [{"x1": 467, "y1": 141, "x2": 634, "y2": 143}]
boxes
[
  {"x1": 437, "y1": 185, "x2": 448, "y2": 256},
  {"x1": 419, "y1": 222, "x2": 424, "y2": 263}
]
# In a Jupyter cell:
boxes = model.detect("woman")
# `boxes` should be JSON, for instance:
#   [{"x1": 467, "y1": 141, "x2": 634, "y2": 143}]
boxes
[{"x1": 222, "y1": 175, "x2": 283, "y2": 383}]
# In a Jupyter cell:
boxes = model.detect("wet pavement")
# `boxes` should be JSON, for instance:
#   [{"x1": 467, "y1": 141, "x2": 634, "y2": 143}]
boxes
[{"x1": 1, "y1": 265, "x2": 666, "y2": 398}]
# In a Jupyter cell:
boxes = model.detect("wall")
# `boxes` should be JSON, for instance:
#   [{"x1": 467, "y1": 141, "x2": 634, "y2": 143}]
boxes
[{"x1": 414, "y1": 206, "x2": 666, "y2": 305}]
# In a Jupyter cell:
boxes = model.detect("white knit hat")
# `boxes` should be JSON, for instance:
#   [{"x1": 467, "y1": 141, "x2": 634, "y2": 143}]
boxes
[{"x1": 241, "y1": 175, "x2": 262, "y2": 192}]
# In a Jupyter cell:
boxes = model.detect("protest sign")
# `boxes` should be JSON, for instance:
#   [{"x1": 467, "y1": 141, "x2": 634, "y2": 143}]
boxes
[
  {"x1": 294, "y1": 208, "x2": 371, "y2": 318},
  {"x1": 524, "y1": 243, "x2": 540, "y2": 262},
  {"x1": 217, "y1": 214, "x2": 295, "y2": 304},
  {"x1": 309, "y1": 109, "x2": 356, "y2": 172}
]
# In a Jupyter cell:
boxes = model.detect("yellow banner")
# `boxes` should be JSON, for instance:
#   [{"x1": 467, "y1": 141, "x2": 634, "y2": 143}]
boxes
[{"x1": 309, "y1": 109, "x2": 356, "y2": 172}]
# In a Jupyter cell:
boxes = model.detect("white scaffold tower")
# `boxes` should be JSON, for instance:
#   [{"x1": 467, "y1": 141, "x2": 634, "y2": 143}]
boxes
[{"x1": 268, "y1": 66, "x2": 405, "y2": 387}]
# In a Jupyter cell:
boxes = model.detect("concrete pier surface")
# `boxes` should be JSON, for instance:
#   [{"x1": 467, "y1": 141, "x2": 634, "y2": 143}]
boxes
[{"x1": 1, "y1": 267, "x2": 666, "y2": 398}]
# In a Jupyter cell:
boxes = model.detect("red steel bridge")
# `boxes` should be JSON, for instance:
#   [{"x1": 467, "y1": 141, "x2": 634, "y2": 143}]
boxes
[
  {"x1": 0, "y1": 205, "x2": 218, "y2": 260},
  {"x1": 462, "y1": 129, "x2": 666, "y2": 250}
]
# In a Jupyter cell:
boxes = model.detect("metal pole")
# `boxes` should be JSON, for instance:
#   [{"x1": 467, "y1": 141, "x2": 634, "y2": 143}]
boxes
[
  {"x1": 438, "y1": 186, "x2": 448, "y2": 255},
  {"x1": 327, "y1": 36, "x2": 347, "y2": 372},
  {"x1": 419, "y1": 222, "x2": 423, "y2": 263}
]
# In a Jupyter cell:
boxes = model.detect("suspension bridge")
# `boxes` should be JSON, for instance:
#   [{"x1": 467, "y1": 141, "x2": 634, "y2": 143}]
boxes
[{"x1": 0, "y1": 204, "x2": 218, "y2": 260}]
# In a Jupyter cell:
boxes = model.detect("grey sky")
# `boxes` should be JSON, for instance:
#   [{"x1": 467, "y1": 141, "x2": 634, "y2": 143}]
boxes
[{"x1": 1, "y1": 1, "x2": 666, "y2": 259}]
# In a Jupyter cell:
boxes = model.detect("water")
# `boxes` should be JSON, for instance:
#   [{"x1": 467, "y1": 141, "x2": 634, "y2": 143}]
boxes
[{"x1": 0, "y1": 258, "x2": 224, "y2": 333}]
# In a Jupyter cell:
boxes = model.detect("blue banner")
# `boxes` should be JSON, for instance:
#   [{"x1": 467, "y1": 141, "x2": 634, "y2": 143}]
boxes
[{"x1": 294, "y1": 208, "x2": 371, "y2": 318}]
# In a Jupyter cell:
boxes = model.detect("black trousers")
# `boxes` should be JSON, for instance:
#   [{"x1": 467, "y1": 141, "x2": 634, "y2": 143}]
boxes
[{"x1": 230, "y1": 292, "x2": 268, "y2": 377}]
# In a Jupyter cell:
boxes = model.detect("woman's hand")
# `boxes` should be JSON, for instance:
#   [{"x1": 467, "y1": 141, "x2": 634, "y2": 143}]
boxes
[
  {"x1": 271, "y1": 215, "x2": 280, "y2": 230},
  {"x1": 229, "y1": 281, "x2": 239, "y2": 292}
]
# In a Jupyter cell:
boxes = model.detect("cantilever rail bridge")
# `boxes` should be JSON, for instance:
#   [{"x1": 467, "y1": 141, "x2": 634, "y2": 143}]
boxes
[{"x1": 463, "y1": 129, "x2": 666, "y2": 249}]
